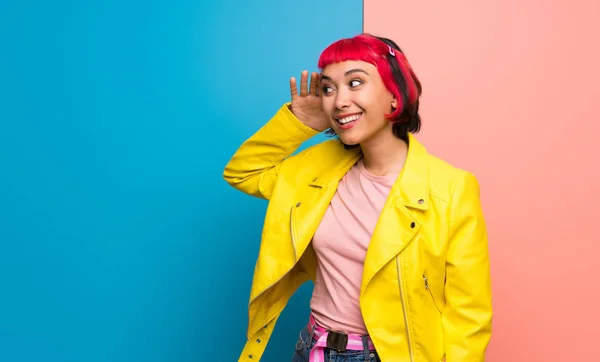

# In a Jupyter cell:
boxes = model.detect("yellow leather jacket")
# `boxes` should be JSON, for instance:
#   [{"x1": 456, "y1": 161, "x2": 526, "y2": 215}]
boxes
[{"x1": 223, "y1": 104, "x2": 493, "y2": 362}]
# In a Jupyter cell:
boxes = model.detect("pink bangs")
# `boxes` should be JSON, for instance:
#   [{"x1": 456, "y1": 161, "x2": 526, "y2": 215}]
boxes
[{"x1": 317, "y1": 35, "x2": 383, "y2": 70}]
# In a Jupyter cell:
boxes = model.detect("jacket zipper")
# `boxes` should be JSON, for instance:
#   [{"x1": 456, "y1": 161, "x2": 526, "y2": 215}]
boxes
[
  {"x1": 423, "y1": 274, "x2": 442, "y2": 314},
  {"x1": 396, "y1": 257, "x2": 414, "y2": 362},
  {"x1": 246, "y1": 202, "x2": 300, "y2": 337}
]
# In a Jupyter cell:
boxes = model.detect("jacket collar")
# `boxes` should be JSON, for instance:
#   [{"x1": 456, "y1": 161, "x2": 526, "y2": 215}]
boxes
[
  {"x1": 394, "y1": 133, "x2": 430, "y2": 211},
  {"x1": 317, "y1": 133, "x2": 430, "y2": 211}
]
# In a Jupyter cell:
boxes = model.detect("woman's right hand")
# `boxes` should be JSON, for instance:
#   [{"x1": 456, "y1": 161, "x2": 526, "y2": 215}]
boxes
[{"x1": 289, "y1": 70, "x2": 330, "y2": 132}]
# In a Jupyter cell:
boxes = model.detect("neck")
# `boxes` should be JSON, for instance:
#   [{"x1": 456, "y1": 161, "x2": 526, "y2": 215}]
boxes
[{"x1": 359, "y1": 126, "x2": 408, "y2": 177}]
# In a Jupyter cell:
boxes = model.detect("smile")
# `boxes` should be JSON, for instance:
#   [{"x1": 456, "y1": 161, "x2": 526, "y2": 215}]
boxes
[{"x1": 335, "y1": 113, "x2": 362, "y2": 129}]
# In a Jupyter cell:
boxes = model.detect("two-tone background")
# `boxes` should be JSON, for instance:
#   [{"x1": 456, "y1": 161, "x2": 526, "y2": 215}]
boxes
[{"x1": 1, "y1": 0, "x2": 598, "y2": 361}]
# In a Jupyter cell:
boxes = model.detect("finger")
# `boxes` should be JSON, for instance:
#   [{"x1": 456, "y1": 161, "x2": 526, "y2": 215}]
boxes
[
  {"x1": 289, "y1": 77, "x2": 298, "y2": 101},
  {"x1": 309, "y1": 72, "x2": 318, "y2": 96},
  {"x1": 299, "y1": 70, "x2": 309, "y2": 96},
  {"x1": 315, "y1": 73, "x2": 321, "y2": 96}
]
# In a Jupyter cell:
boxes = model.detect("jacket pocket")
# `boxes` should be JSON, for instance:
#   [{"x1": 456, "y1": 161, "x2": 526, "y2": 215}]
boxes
[{"x1": 423, "y1": 273, "x2": 442, "y2": 314}]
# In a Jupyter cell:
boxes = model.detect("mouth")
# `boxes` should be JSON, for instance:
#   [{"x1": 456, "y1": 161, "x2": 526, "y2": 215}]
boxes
[{"x1": 334, "y1": 112, "x2": 362, "y2": 130}]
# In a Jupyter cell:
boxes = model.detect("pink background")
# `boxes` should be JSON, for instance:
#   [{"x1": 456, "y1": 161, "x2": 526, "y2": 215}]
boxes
[{"x1": 365, "y1": 1, "x2": 600, "y2": 360}]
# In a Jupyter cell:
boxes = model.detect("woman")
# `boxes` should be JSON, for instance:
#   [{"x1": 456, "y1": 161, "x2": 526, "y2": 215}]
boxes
[{"x1": 223, "y1": 33, "x2": 492, "y2": 362}]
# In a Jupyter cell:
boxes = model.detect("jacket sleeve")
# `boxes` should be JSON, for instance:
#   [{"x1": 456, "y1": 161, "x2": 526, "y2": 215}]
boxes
[
  {"x1": 442, "y1": 171, "x2": 493, "y2": 361},
  {"x1": 222, "y1": 103, "x2": 320, "y2": 200}
]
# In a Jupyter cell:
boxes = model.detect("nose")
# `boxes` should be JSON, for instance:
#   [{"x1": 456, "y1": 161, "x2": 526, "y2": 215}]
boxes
[{"x1": 334, "y1": 89, "x2": 351, "y2": 109}]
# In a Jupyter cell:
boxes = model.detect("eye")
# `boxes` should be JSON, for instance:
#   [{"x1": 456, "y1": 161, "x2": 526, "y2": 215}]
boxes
[
  {"x1": 321, "y1": 85, "x2": 334, "y2": 95},
  {"x1": 349, "y1": 79, "x2": 363, "y2": 88}
]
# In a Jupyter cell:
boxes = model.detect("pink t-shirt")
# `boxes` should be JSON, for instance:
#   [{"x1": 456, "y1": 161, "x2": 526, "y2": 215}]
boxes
[{"x1": 309, "y1": 158, "x2": 397, "y2": 335}]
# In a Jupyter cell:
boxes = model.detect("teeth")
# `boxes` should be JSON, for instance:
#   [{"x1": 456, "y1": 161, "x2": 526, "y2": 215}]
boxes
[{"x1": 338, "y1": 114, "x2": 361, "y2": 124}]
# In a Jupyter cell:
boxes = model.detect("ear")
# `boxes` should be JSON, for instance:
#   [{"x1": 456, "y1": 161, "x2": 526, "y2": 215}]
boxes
[{"x1": 391, "y1": 94, "x2": 398, "y2": 109}]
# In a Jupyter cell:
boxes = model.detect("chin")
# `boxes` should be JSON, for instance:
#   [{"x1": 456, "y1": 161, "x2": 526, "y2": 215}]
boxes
[
  {"x1": 338, "y1": 135, "x2": 362, "y2": 147},
  {"x1": 330, "y1": 125, "x2": 365, "y2": 146}
]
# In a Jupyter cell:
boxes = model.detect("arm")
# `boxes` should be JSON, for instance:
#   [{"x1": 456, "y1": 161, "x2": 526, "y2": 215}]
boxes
[
  {"x1": 222, "y1": 103, "x2": 319, "y2": 200},
  {"x1": 442, "y1": 171, "x2": 493, "y2": 361}
]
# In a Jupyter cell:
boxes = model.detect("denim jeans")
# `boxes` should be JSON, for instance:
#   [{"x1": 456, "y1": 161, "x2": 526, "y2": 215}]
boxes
[{"x1": 292, "y1": 323, "x2": 380, "y2": 362}]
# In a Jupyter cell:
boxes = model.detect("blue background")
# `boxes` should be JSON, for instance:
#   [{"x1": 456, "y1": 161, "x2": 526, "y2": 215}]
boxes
[{"x1": 0, "y1": 1, "x2": 361, "y2": 361}]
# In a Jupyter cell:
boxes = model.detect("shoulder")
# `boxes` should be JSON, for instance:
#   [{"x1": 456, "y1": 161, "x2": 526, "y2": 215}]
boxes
[
  {"x1": 282, "y1": 137, "x2": 357, "y2": 173},
  {"x1": 414, "y1": 140, "x2": 480, "y2": 205}
]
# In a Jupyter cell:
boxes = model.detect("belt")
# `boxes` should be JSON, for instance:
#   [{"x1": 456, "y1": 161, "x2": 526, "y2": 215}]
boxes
[{"x1": 308, "y1": 315, "x2": 375, "y2": 362}]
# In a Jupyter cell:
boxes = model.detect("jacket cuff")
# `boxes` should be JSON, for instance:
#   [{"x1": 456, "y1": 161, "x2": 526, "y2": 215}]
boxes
[{"x1": 275, "y1": 102, "x2": 321, "y2": 141}]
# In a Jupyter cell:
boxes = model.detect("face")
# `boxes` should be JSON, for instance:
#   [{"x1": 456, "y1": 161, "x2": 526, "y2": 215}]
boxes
[{"x1": 320, "y1": 60, "x2": 398, "y2": 146}]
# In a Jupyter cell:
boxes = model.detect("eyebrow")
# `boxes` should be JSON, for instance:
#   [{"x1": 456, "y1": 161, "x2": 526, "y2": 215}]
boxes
[{"x1": 321, "y1": 68, "x2": 369, "y2": 81}]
